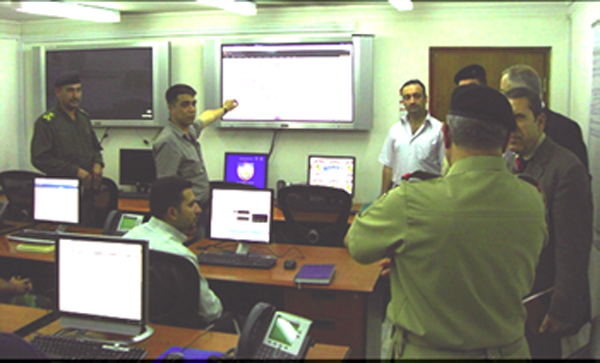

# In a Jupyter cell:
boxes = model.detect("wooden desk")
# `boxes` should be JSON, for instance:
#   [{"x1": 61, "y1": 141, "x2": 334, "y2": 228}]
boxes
[
  {"x1": 0, "y1": 230, "x2": 383, "y2": 358},
  {"x1": 0, "y1": 304, "x2": 350, "y2": 360}
]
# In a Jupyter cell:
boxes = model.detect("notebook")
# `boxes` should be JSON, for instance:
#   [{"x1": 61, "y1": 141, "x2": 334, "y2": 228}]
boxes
[{"x1": 294, "y1": 264, "x2": 336, "y2": 285}]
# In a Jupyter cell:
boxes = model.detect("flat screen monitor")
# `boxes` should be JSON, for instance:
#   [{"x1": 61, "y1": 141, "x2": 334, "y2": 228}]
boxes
[
  {"x1": 307, "y1": 155, "x2": 356, "y2": 196},
  {"x1": 224, "y1": 152, "x2": 268, "y2": 189},
  {"x1": 56, "y1": 234, "x2": 150, "y2": 338},
  {"x1": 34, "y1": 176, "x2": 81, "y2": 225},
  {"x1": 120, "y1": 149, "x2": 157, "y2": 192},
  {"x1": 209, "y1": 186, "x2": 273, "y2": 255}
]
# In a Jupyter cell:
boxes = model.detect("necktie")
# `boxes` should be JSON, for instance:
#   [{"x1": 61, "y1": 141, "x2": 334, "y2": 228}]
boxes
[{"x1": 515, "y1": 156, "x2": 526, "y2": 173}]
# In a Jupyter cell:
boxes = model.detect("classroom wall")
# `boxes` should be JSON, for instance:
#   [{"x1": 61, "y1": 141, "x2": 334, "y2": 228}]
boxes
[{"x1": 8, "y1": 2, "x2": 572, "y2": 203}]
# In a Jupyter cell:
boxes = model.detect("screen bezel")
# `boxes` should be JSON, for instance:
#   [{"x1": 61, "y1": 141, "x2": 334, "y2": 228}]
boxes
[
  {"x1": 33, "y1": 176, "x2": 82, "y2": 226},
  {"x1": 307, "y1": 155, "x2": 356, "y2": 197},
  {"x1": 55, "y1": 234, "x2": 149, "y2": 336},
  {"x1": 208, "y1": 186, "x2": 274, "y2": 245},
  {"x1": 223, "y1": 152, "x2": 269, "y2": 189}
]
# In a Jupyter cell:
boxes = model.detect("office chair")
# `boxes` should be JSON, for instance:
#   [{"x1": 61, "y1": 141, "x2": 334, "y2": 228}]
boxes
[
  {"x1": 276, "y1": 185, "x2": 351, "y2": 247},
  {"x1": 0, "y1": 170, "x2": 44, "y2": 222},
  {"x1": 93, "y1": 177, "x2": 119, "y2": 229},
  {"x1": 0, "y1": 332, "x2": 46, "y2": 359},
  {"x1": 149, "y1": 250, "x2": 238, "y2": 333}
]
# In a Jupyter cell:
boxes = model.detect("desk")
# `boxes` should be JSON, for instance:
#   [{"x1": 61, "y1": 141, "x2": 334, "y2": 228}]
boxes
[
  {"x1": 0, "y1": 229, "x2": 383, "y2": 359},
  {"x1": 0, "y1": 304, "x2": 350, "y2": 359}
]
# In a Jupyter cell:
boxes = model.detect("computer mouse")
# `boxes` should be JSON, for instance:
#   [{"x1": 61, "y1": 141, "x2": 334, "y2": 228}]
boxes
[
  {"x1": 284, "y1": 259, "x2": 297, "y2": 270},
  {"x1": 164, "y1": 352, "x2": 185, "y2": 360}
]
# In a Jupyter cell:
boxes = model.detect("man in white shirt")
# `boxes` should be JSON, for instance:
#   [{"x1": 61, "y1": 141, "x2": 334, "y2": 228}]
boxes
[
  {"x1": 123, "y1": 176, "x2": 222, "y2": 323},
  {"x1": 379, "y1": 79, "x2": 445, "y2": 193}
]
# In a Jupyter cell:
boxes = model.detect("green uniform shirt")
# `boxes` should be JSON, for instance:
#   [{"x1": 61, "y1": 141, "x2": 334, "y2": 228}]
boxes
[
  {"x1": 347, "y1": 156, "x2": 546, "y2": 350},
  {"x1": 30, "y1": 105, "x2": 103, "y2": 177}
]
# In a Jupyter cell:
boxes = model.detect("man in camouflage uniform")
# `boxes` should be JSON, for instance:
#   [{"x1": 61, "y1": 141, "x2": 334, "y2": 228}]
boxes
[{"x1": 30, "y1": 71, "x2": 104, "y2": 227}]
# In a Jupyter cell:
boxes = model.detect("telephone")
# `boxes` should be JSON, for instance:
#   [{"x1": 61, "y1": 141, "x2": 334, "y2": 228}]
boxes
[
  {"x1": 102, "y1": 210, "x2": 146, "y2": 236},
  {"x1": 235, "y1": 302, "x2": 313, "y2": 360}
]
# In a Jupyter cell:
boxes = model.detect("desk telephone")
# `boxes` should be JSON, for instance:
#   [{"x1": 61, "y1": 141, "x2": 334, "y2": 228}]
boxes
[
  {"x1": 235, "y1": 302, "x2": 313, "y2": 360},
  {"x1": 102, "y1": 210, "x2": 145, "y2": 236}
]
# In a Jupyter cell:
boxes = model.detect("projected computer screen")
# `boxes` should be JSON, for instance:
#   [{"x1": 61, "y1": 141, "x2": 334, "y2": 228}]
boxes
[
  {"x1": 224, "y1": 153, "x2": 268, "y2": 189},
  {"x1": 307, "y1": 155, "x2": 355, "y2": 196},
  {"x1": 209, "y1": 187, "x2": 273, "y2": 244},
  {"x1": 58, "y1": 236, "x2": 146, "y2": 322},
  {"x1": 34, "y1": 177, "x2": 80, "y2": 224}
]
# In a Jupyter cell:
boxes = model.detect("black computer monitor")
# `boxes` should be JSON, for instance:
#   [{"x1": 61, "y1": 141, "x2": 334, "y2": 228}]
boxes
[
  {"x1": 56, "y1": 234, "x2": 152, "y2": 341},
  {"x1": 119, "y1": 149, "x2": 157, "y2": 193},
  {"x1": 208, "y1": 186, "x2": 273, "y2": 255},
  {"x1": 223, "y1": 152, "x2": 269, "y2": 189},
  {"x1": 33, "y1": 176, "x2": 81, "y2": 229},
  {"x1": 307, "y1": 155, "x2": 356, "y2": 196}
]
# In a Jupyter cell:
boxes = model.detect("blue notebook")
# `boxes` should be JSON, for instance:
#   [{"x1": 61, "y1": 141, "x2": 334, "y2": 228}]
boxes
[
  {"x1": 156, "y1": 346, "x2": 222, "y2": 361},
  {"x1": 294, "y1": 264, "x2": 336, "y2": 285}
]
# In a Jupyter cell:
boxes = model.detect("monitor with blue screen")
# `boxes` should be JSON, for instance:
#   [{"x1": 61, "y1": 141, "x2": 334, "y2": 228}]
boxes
[{"x1": 224, "y1": 152, "x2": 268, "y2": 189}]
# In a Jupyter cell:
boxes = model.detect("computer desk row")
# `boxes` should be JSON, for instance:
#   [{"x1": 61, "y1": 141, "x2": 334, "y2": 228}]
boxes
[
  {"x1": 0, "y1": 303, "x2": 350, "y2": 359},
  {"x1": 0, "y1": 223, "x2": 384, "y2": 359}
]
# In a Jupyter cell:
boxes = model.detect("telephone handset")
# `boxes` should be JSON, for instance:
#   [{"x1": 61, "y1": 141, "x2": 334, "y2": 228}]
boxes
[
  {"x1": 102, "y1": 210, "x2": 145, "y2": 236},
  {"x1": 235, "y1": 302, "x2": 313, "y2": 360}
]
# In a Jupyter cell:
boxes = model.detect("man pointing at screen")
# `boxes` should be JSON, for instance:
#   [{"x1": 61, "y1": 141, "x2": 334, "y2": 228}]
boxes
[{"x1": 153, "y1": 84, "x2": 238, "y2": 238}]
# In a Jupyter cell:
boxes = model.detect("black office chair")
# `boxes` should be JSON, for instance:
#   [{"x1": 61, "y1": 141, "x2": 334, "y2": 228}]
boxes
[
  {"x1": 0, "y1": 332, "x2": 46, "y2": 359},
  {"x1": 0, "y1": 170, "x2": 45, "y2": 222},
  {"x1": 149, "y1": 250, "x2": 238, "y2": 333},
  {"x1": 93, "y1": 177, "x2": 119, "y2": 229},
  {"x1": 276, "y1": 185, "x2": 351, "y2": 247}
]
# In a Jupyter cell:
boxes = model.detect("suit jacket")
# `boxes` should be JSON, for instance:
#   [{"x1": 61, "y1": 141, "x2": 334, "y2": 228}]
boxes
[
  {"x1": 505, "y1": 137, "x2": 593, "y2": 332},
  {"x1": 543, "y1": 107, "x2": 589, "y2": 171}
]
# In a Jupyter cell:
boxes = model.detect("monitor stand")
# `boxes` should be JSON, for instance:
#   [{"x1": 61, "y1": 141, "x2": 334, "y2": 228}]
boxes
[
  {"x1": 236, "y1": 242, "x2": 250, "y2": 255},
  {"x1": 61, "y1": 324, "x2": 154, "y2": 345},
  {"x1": 54, "y1": 224, "x2": 67, "y2": 233}
]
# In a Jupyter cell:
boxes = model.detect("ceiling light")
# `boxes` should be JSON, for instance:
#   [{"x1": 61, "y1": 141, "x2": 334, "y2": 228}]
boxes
[
  {"x1": 388, "y1": 0, "x2": 413, "y2": 11},
  {"x1": 197, "y1": 0, "x2": 257, "y2": 16},
  {"x1": 16, "y1": 1, "x2": 120, "y2": 23}
]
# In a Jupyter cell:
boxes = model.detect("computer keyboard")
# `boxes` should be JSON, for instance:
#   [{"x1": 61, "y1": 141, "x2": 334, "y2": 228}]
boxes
[
  {"x1": 119, "y1": 191, "x2": 150, "y2": 199},
  {"x1": 197, "y1": 252, "x2": 277, "y2": 269},
  {"x1": 31, "y1": 335, "x2": 147, "y2": 360},
  {"x1": 7, "y1": 229, "x2": 58, "y2": 245}
]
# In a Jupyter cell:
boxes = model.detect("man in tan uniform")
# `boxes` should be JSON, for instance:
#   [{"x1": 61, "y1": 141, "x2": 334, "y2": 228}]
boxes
[{"x1": 346, "y1": 85, "x2": 547, "y2": 359}]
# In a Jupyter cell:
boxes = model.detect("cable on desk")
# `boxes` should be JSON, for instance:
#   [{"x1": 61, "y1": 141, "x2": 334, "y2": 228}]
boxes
[{"x1": 255, "y1": 245, "x2": 306, "y2": 260}]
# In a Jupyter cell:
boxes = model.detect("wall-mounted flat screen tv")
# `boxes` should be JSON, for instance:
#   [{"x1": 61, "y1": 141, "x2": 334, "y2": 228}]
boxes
[
  {"x1": 32, "y1": 41, "x2": 170, "y2": 128},
  {"x1": 204, "y1": 34, "x2": 373, "y2": 130}
]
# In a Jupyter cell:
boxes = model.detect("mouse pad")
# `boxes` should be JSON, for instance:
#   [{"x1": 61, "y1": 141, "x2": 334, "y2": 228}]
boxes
[{"x1": 156, "y1": 346, "x2": 223, "y2": 361}]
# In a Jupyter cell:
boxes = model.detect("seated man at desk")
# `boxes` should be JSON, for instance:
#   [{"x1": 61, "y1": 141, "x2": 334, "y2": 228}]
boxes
[{"x1": 123, "y1": 176, "x2": 223, "y2": 323}]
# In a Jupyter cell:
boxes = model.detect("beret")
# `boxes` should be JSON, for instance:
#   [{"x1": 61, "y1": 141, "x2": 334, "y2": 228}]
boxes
[
  {"x1": 448, "y1": 84, "x2": 516, "y2": 132},
  {"x1": 54, "y1": 71, "x2": 81, "y2": 88},
  {"x1": 454, "y1": 64, "x2": 487, "y2": 85}
]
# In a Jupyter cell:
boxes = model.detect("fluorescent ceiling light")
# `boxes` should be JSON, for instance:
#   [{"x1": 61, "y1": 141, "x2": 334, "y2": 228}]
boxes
[
  {"x1": 197, "y1": 0, "x2": 257, "y2": 16},
  {"x1": 388, "y1": 0, "x2": 413, "y2": 11},
  {"x1": 16, "y1": 1, "x2": 120, "y2": 23}
]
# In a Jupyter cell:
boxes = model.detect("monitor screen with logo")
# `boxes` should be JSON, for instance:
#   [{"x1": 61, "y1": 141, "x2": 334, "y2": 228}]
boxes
[
  {"x1": 307, "y1": 155, "x2": 355, "y2": 196},
  {"x1": 224, "y1": 152, "x2": 268, "y2": 189}
]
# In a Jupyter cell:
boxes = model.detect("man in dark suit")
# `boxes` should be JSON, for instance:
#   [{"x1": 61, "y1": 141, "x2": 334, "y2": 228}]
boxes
[
  {"x1": 500, "y1": 64, "x2": 589, "y2": 170},
  {"x1": 504, "y1": 87, "x2": 593, "y2": 358}
]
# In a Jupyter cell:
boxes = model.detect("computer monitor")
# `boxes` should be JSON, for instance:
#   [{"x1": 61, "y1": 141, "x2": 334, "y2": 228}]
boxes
[
  {"x1": 307, "y1": 155, "x2": 356, "y2": 196},
  {"x1": 209, "y1": 186, "x2": 273, "y2": 255},
  {"x1": 119, "y1": 149, "x2": 157, "y2": 193},
  {"x1": 34, "y1": 176, "x2": 81, "y2": 229},
  {"x1": 223, "y1": 152, "x2": 269, "y2": 189},
  {"x1": 56, "y1": 234, "x2": 152, "y2": 341}
]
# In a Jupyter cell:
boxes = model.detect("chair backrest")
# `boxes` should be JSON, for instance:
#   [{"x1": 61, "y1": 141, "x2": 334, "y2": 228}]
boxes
[
  {"x1": 93, "y1": 177, "x2": 119, "y2": 228},
  {"x1": 0, "y1": 170, "x2": 45, "y2": 222},
  {"x1": 276, "y1": 185, "x2": 351, "y2": 247},
  {"x1": 209, "y1": 180, "x2": 258, "y2": 190},
  {"x1": 0, "y1": 332, "x2": 46, "y2": 359},
  {"x1": 148, "y1": 249, "x2": 201, "y2": 329}
]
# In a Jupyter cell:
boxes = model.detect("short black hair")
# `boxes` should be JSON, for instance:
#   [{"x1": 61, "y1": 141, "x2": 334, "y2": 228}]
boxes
[
  {"x1": 149, "y1": 176, "x2": 193, "y2": 219},
  {"x1": 400, "y1": 79, "x2": 427, "y2": 97},
  {"x1": 504, "y1": 87, "x2": 543, "y2": 118},
  {"x1": 165, "y1": 84, "x2": 196, "y2": 106}
]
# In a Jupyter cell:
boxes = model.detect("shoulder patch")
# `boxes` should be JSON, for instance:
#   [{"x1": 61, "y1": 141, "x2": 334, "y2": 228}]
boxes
[
  {"x1": 402, "y1": 171, "x2": 441, "y2": 182},
  {"x1": 41, "y1": 111, "x2": 55, "y2": 122}
]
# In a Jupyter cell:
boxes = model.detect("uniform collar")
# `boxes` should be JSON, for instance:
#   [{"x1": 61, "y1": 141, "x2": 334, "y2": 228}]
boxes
[
  {"x1": 53, "y1": 104, "x2": 78, "y2": 122},
  {"x1": 446, "y1": 155, "x2": 507, "y2": 176},
  {"x1": 167, "y1": 120, "x2": 197, "y2": 143},
  {"x1": 147, "y1": 216, "x2": 188, "y2": 243}
]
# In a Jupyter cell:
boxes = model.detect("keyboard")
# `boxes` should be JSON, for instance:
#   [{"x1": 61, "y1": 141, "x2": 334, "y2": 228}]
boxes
[
  {"x1": 119, "y1": 191, "x2": 150, "y2": 199},
  {"x1": 31, "y1": 335, "x2": 147, "y2": 360},
  {"x1": 197, "y1": 252, "x2": 277, "y2": 269},
  {"x1": 7, "y1": 229, "x2": 58, "y2": 245}
]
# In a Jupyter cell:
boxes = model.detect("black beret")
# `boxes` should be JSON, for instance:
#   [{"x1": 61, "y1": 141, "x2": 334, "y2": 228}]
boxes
[
  {"x1": 454, "y1": 64, "x2": 487, "y2": 85},
  {"x1": 54, "y1": 71, "x2": 81, "y2": 88},
  {"x1": 448, "y1": 84, "x2": 516, "y2": 132}
]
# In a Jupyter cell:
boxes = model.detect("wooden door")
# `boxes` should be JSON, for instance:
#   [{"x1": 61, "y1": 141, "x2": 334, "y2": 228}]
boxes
[{"x1": 429, "y1": 47, "x2": 551, "y2": 121}]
